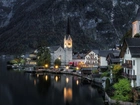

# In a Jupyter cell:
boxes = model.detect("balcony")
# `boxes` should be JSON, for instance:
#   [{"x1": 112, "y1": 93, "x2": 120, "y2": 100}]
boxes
[
  {"x1": 122, "y1": 73, "x2": 136, "y2": 80},
  {"x1": 122, "y1": 63, "x2": 132, "y2": 69}
]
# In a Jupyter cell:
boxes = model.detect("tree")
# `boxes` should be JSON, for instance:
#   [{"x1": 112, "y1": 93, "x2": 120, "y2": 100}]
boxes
[
  {"x1": 134, "y1": 33, "x2": 140, "y2": 38},
  {"x1": 37, "y1": 47, "x2": 51, "y2": 67},
  {"x1": 112, "y1": 64, "x2": 123, "y2": 82},
  {"x1": 113, "y1": 78, "x2": 132, "y2": 101},
  {"x1": 54, "y1": 58, "x2": 61, "y2": 67},
  {"x1": 112, "y1": 64, "x2": 122, "y2": 74},
  {"x1": 120, "y1": 29, "x2": 132, "y2": 43}
]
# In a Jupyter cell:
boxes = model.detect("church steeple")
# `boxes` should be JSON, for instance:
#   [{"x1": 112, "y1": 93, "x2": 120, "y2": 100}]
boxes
[
  {"x1": 66, "y1": 17, "x2": 70, "y2": 35},
  {"x1": 64, "y1": 18, "x2": 72, "y2": 49}
]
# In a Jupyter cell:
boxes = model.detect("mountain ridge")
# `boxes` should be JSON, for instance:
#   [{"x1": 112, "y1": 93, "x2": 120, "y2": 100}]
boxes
[{"x1": 0, "y1": 0, "x2": 139, "y2": 54}]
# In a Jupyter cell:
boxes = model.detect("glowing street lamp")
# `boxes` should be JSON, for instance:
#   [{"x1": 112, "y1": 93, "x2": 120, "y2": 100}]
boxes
[
  {"x1": 76, "y1": 67, "x2": 79, "y2": 70},
  {"x1": 45, "y1": 64, "x2": 48, "y2": 68},
  {"x1": 55, "y1": 65, "x2": 58, "y2": 69},
  {"x1": 66, "y1": 66, "x2": 69, "y2": 70}
]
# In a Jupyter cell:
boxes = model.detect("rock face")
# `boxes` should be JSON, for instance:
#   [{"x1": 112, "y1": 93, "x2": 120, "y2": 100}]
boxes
[{"x1": 0, "y1": 0, "x2": 139, "y2": 54}]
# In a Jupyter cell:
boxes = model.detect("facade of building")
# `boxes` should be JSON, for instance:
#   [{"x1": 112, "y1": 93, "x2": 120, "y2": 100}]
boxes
[
  {"x1": 120, "y1": 38, "x2": 140, "y2": 87},
  {"x1": 84, "y1": 50, "x2": 99, "y2": 67},
  {"x1": 120, "y1": 12, "x2": 140, "y2": 87},
  {"x1": 49, "y1": 35, "x2": 72, "y2": 66}
]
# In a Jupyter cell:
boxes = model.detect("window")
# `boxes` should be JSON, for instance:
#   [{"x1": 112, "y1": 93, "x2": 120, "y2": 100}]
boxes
[
  {"x1": 133, "y1": 70, "x2": 135, "y2": 75},
  {"x1": 133, "y1": 60, "x2": 135, "y2": 66}
]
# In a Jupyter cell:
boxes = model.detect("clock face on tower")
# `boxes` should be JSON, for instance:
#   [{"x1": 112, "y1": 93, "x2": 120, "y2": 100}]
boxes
[{"x1": 67, "y1": 42, "x2": 71, "y2": 48}]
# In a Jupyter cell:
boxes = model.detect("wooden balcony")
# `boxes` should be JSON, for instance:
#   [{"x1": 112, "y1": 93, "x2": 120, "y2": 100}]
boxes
[
  {"x1": 122, "y1": 63, "x2": 132, "y2": 69},
  {"x1": 122, "y1": 73, "x2": 136, "y2": 80}
]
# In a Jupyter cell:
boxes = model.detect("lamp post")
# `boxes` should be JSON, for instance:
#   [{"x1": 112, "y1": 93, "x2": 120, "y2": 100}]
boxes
[
  {"x1": 110, "y1": 65, "x2": 113, "y2": 83},
  {"x1": 120, "y1": 58, "x2": 123, "y2": 66}
]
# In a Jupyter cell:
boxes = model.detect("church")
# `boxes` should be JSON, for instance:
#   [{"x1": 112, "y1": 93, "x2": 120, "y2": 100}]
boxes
[{"x1": 48, "y1": 19, "x2": 72, "y2": 66}]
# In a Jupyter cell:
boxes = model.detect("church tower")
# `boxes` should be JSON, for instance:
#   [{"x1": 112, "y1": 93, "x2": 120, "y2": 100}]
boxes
[
  {"x1": 64, "y1": 18, "x2": 72, "y2": 65},
  {"x1": 132, "y1": 8, "x2": 140, "y2": 38}
]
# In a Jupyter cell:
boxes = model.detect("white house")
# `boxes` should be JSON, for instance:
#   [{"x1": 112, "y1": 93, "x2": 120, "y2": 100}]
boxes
[
  {"x1": 84, "y1": 50, "x2": 116, "y2": 67},
  {"x1": 120, "y1": 12, "x2": 140, "y2": 87},
  {"x1": 120, "y1": 38, "x2": 140, "y2": 87},
  {"x1": 84, "y1": 50, "x2": 99, "y2": 67}
]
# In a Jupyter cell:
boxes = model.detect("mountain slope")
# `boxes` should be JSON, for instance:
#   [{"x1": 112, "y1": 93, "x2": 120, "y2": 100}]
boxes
[{"x1": 0, "y1": 0, "x2": 139, "y2": 54}]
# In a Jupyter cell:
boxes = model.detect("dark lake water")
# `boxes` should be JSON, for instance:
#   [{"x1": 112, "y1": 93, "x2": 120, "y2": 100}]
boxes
[{"x1": 0, "y1": 58, "x2": 104, "y2": 105}]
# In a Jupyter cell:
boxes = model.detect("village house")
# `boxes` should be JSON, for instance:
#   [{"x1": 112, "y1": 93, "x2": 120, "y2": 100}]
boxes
[
  {"x1": 120, "y1": 12, "x2": 140, "y2": 87},
  {"x1": 84, "y1": 49, "x2": 120, "y2": 71}
]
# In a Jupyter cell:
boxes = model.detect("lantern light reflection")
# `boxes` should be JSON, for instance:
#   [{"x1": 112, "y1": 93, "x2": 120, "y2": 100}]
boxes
[{"x1": 66, "y1": 77, "x2": 69, "y2": 83}]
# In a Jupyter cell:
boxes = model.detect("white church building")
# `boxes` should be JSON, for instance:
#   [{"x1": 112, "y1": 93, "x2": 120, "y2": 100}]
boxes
[
  {"x1": 48, "y1": 35, "x2": 72, "y2": 66},
  {"x1": 48, "y1": 18, "x2": 72, "y2": 66}
]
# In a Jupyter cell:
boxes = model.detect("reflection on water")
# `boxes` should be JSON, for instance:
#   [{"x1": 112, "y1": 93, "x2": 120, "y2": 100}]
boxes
[
  {"x1": 64, "y1": 87, "x2": 72, "y2": 103},
  {"x1": 76, "y1": 80, "x2": 79, "y2": 85},
  {"x1": 0, "y1": 58, "x2": 104, "y2": 105}
]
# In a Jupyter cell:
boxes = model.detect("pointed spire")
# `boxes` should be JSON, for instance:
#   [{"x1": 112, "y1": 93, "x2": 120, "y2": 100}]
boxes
[
  {"x1": 68, "y1": 35, "x2": 72, "y2": 40},
  {"x1": 66, "y1": 17, "x2": 70, "y2": 35},
  {"x1": 64, "y1": 35, "x2": 66, "y2": 40},
  {"x1": 136, "y1": 8, "x2": 140, "y2": 21}
]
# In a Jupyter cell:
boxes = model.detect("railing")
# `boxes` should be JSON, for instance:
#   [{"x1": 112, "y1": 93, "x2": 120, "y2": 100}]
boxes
[
  {"x1": 122, "y1": 73, "x2": 136, "y2": 80},
  {"x1": 122, "y1": 63, "x2": 132, "y2": 68}
]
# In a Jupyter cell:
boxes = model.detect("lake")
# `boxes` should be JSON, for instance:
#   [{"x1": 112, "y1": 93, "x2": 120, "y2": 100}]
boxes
[{"x1": 0, "y1": 57, "x2": 105, "y2": 105}]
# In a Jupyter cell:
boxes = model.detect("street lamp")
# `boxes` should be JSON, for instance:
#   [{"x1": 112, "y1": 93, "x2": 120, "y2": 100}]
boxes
[
  {"x1": 110, "y1": 65, "x2": 113, "y2": 82},
  {"x1": 55, "y1": 65, "x2": 58, "y2": 69},
  {"x1": 45, "y1": 64, "x2": 48, "y2": 68},
  {"x1": 76, "y1": 67, "x2": 79, "y2": 70},
  {"x1": 66, "y1": 66, "x2": 69, "y2": 71}
]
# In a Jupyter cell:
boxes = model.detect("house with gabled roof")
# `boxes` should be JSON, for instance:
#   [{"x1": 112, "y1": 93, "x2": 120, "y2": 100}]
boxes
[
  {"x1": 84, "y1": 50, "x2": 99, "y2": 67},
  {"x1": 106, "y1": 50, "x2": 120, "y2": 65},
  {"x1": 119, "y1": 10, "x2": 140, "y2": 87},
  {"x1": 120, "y1": 38, "x2": 140, "y2": 87},
  {"x1": 84, "y1": 50, "x2": 119, "y2": 70}
]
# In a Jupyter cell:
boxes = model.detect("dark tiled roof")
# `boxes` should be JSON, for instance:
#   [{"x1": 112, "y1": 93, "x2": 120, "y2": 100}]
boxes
[
  {"x1": 111, "y1": 58, "x2": 120, "y2": 63},
  {"x1": 92, "y1": 50, "x2": 99, "y2": 54},
  {"x1": 125, "y1": 38, "x2": 140, "y2": 47},
  {"x1": 129, "y1": 47, "x2": 140, "y2": 57},
  {"x1": 73, "y1": 53, "x2": 86, "y2": 59},
  {"x1": 48, "y1": 46, "x2": 61, "y2": 53},
  {"x1": 124, "y1": 38, "x2": 140, "y2": 57},
  {"x1": 99, "y1": 50, "x2": 113, "y2": 57}
]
